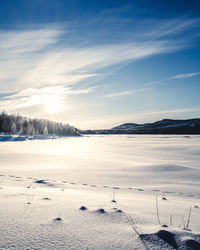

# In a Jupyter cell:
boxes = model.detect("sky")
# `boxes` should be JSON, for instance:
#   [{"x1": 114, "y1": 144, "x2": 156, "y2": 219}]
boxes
[{"x1": 0, "y1": 0, "x2": 200, "y2": 129}]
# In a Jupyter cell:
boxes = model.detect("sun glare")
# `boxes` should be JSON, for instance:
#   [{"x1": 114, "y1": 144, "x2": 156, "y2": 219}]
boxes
[{"x1": 44, "y1": 95, "x2": 61, "y2": 113}]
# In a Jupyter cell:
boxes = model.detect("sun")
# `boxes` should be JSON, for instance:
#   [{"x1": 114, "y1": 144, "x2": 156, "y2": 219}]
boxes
[{"x1": 43, "y1": 95, "x2": 61, "y2": 113}]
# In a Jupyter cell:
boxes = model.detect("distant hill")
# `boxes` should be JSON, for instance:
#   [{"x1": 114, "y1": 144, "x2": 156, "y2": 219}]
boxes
[
  {"x1": 112, "y1": 123, "x2": 141, "y2": 130},
  {"x1": 81, "y1": 118, "x2": 200, "y2": 134}
]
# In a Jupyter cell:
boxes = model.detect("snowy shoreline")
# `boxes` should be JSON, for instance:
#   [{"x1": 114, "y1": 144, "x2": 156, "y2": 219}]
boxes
[{"x1": 0, "y1": 133, "x2": 81, "y2": 142}]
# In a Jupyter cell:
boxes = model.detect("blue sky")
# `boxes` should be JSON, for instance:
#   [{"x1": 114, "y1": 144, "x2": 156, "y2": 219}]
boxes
[{"x1": 0, "y1": 0, "x2": 200, "y2": 129}]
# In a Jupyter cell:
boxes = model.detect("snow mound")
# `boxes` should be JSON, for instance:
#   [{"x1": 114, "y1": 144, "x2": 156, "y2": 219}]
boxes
[{"x1": 141, "y1": 228, "x2": 200, "y2": 249}]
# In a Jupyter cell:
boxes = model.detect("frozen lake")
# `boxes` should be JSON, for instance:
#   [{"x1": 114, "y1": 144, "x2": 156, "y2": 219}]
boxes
[
  {"x1": 1, "y1": 135, "x2": 200, "y2": 249},
  {"x1": 1, "y1": 135, "x2": 200, "y2": 194}
]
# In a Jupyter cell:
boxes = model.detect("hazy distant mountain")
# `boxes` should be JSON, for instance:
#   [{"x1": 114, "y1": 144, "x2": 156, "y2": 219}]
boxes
[
  {"x1": 112, "y1": 123, "x2": 141, "y2": 130},
  {"x1": 81, "y1": 119, "x2": 200, "y2": 134},
  {"x1": 112, "y1": 118, "x2": 200, "y2": 129}
]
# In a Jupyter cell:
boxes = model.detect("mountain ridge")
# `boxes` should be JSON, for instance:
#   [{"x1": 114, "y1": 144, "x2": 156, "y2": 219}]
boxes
[
  {"x1": 112, "y1": 118, "x2": 200, "y2": 129},
  {"x1": 82, "y1": 118, "x2": 200, "y2": 134}
]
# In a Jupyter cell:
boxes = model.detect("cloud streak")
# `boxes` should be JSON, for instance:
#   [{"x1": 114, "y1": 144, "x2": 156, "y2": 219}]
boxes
[
  {"x1": 104, "y1": 88, "x2": 149, "y2": 98},
  {"x1": 0, "y1": 16, "x2": 199, "y2": 113},
  {"x1": 0, "y1": 33, "x2": 180, "y2": 93},
  {"x1": 141, "y1": 71, "x2": 200, "y2": 88},
  {"x1": 104, "y1": 70, "x2": 199, "y2": 99},
  {"x1": 0, "y1": 85, "x2": 96, "y2": 112},
  {"x1": 173, "y1": 72, "x2": 199, "y2": 79}
]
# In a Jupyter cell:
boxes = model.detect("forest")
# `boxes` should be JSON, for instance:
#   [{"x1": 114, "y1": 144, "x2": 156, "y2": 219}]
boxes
[{"x1": 0, "y1": 112, "x2": 79, "y2": 136}]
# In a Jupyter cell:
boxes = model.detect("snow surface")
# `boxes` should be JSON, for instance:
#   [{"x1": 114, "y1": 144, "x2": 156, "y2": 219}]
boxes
[
  {"x1": 0, "y1": 133, "x2": 78, "y2": 141},
  {"x1": 0, "y1": 135, "x2": 200, "y2": 249}
]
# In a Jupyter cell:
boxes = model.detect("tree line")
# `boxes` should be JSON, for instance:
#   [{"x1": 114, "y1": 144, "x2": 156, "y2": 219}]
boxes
[{"x1": 0, "y1": 112, "x2": 79, "y2": 136}]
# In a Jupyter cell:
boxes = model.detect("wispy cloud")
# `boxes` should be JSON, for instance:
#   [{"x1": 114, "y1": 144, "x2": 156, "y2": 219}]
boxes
[
  {"x1": 104, "y1": 91, "x2": 133, "y2": 98},
  {"x1": 0, "y1": 18, "x2": 199, "y2": 93},
  {"x1": 0, "y1": 85, "x2": 96, "y2": 112},
  {"x1": 104, "y1": 88, "x2": 148, "y2": 98},
  {"x1": 173, "y1": 72, "x2": 199, "y2": 79},
  {"x1": 0, "y1": 32, "x2": 180, "y2": 93},
  {"x1": 104, "y1": 70, "x2": 199, "y2": 99},
  {"x1": 144, "y1": 18, "x2": 200, "y2": 40},
  {"x1": 0, "y1": 16, "x2": 199, "y2": 113},
  {"x1": 142, "y1": 71, "x2": 200, "y2": 87}
]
